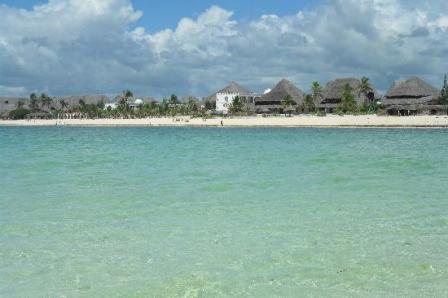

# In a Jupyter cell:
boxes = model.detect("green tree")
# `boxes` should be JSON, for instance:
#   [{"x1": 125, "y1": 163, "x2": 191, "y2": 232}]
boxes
[
  {"x1": 304, "y1": 94, "x2": 315, "y2": 112},
  {"x1": 16, "y1": 100, "x2": 25, "y2": 109},
  {"x1": 281, "y1": 94, "x2": 295, "y2": 116},
  {"x1": 229, "y1": 96, "x2": 243, "y2": 114},
  {"x1": 359, "y1": 77, "x2": 374, "y2": 101},
  {"x1": 40, "y1": 93, "x2": 53, "y2": 110},
  {"x1": 169, "y1": 94, "x2": 179, "y2": 105},
  {"x1": 29, "y1": 93, "x2": 39, "y2": 111},
  {"x1": 78, "y1": 99, "x2": 87, "y2": 112},
  {"x1": 204, "y1": 99, "x2": 216, "y2": 111},
  {"x1": 9, "y1": 108, "x2": 30, "y2": 119},
  {"x1": 118, "y1": 90, "x2": 133, "y2": 111},
  {"x1": 59, "y1": 99, "x2": 69, "y2": 111},
  {"x1": 186, "y1": 97, "x2": 199, "y2": 114},
  {"x1": 440, "y1": 74, "x2": 448, "y2": 103},
  {"x1": 311, "y1": 81, "x2": 323, "y2": 101},
  {"x1": 123, "y1": 90, "x2": 133, "y2": 99},
  {"x1": 339, "y1": 83, "x2": 357, "y2": 113}
]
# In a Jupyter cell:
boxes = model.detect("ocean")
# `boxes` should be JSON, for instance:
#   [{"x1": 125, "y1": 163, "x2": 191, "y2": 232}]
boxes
[{"x1": 1, "y1": 127, "x2": 448, "y2": 297}]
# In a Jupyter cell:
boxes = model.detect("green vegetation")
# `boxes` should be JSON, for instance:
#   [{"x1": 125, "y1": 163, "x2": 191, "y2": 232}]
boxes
[
  {"x1": 9, "y1": 108, "x2": 30, "y2": 119},
  {"x1": 281, "y1": 94, "x2": 295, "y2": 116},
  {"x1": 229, "y1": 96, "x2": 243, "y2": 114},
  {"x1": 304, "y1": 94, "x2": 315, "y2": 112},
  {"x1": 29, "y1": 93, "x2": 39, "y2": 111},
  {"x1": 440, "y1": 74, "x2": 448, "y2": 104},
  {"x1": 358, "y1": 77, "x2": 373, "y2": 98},
  {"x1": 337, "y1": 83, "x2": 357, "y2": 114},
  {"x1": 311, "y1": 81, "x2": 323, "y2": 101}
]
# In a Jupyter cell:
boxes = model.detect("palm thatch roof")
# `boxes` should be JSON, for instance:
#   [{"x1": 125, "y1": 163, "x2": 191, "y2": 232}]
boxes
[
  {"x1": 257, "y1": 79, "x2": 304, "y2": 105},
  {"x1": 206, "y1": 81, "x2": 251, "y2": 101},
  {"x1": 217, "y1": 81, "x2": 250, "y2": 95},
  {"x1": 55, "y1": 95, "x2": 109, "y2": 106},
  {"x1": 383, "y1": 77, "x2": 439, "y2": 105},
  {"x1": 321, "y1": 78, "x2": 378, "y2": 105}
]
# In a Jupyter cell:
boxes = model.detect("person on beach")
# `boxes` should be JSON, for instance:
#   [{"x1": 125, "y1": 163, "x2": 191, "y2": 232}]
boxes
[{"x1": 221, "y1": 120, "x2": 224, "y2": 127}]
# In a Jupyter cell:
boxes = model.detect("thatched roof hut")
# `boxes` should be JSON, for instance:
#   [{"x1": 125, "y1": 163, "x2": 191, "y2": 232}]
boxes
[
  {"x1": 383, "y1": 77, "x2": 439, "y2": 105},
  {"x1": 207, "y1": 81, "x2": 251, "y2": 100},
  {"x1": 320, "y1": 78, "x2": 378, "y2": 105},
  {"x1": 256, "y1": 79, "x2": 304, "y2": 107},
  {"x1": 218, "y1": 81, "x2": 250, "y2": 95}
]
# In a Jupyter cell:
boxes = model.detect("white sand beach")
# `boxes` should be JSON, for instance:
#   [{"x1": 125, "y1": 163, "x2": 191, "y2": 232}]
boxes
[{"x1": 2, "y1": 115, "x2": 448, "y2": 128}]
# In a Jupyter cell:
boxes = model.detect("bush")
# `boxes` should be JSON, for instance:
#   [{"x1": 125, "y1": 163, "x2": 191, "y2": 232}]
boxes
[{"x1": 9, "y1": 108, "x2": 31, "y2": 120}]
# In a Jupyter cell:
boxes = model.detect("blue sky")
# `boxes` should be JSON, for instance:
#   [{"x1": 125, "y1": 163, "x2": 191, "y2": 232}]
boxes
[
  {"x1": 2, "y1": 0, "x2": 320, "y2": 32},
  {"x1": 0, "y1": 0, "x2": 447, "y2": 97}
]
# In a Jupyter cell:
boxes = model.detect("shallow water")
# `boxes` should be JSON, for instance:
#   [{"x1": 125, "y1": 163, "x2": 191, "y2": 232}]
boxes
[{"x1": 1, "y1": 127, "x2": 448, "y2": 297}]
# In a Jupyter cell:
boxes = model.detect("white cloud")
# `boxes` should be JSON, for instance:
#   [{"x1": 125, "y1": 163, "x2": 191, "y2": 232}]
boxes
[{"x1": 0, "y1": 0, "x2": 447, "y2": 98}]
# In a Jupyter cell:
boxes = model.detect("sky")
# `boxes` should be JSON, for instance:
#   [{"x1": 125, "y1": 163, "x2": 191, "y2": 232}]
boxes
[{"x1": 0, "y1": 0, "x2": 447, "y2": 98}]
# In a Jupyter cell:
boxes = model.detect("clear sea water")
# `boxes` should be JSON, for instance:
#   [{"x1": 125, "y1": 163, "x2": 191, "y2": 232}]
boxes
[{"x1": 1, "y1": 127, "x2": 448, "y2": 297}]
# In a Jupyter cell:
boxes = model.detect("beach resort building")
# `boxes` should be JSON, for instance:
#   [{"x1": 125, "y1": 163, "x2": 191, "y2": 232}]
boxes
[
  {"x1": 212, "y1": 82, "x2": 255, "y2": 114},
  {"x1": 382, "y1": 77, "x2": 446, "y2": 115},
  {"x1": 319, "y1": 78, "x2": 378, "y2": 113},
  {"x1": 255, "y1": 79, "x2": 304, "y2": 113}
]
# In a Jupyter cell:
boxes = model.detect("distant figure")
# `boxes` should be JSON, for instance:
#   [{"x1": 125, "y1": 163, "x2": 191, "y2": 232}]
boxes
[{"x1": 220, "y1": 120, "x2": 224, "y2": 127}]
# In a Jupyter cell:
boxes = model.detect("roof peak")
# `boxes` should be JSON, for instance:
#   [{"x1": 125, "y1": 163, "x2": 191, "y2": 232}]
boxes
[{"x1": 216, "y1": 81, "x2": 250, "y2": 95}]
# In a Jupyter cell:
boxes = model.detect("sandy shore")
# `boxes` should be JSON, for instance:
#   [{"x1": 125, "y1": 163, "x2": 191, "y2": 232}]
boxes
[{"x1": 2, "y1": 115, "x2": 448, "y2": 128}]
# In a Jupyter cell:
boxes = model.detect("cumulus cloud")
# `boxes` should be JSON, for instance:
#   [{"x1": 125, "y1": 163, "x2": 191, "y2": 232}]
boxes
[{"x1": 0, "y1": 0, "x2": 447, "y2": 97}]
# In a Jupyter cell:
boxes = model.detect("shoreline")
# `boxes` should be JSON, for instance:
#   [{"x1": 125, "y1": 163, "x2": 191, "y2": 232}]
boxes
[{"x1": 2, "y1": 115, "x2": 448, "y2": 128}]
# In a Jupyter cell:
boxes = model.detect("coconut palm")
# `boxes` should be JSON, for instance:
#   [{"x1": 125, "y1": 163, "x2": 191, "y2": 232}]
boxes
[
  {"x1": 340, "y1": 83, "x2": 357, "y2": 113},
  {"x1": 281, "y1": 94, "x2": 295, "y2": 116},
  {"x1": 29, "y1": 93, "x2": 39, "y2": 111},
  {"x1": 59, "y1": 99, "x2": 68, "y2": 111},
  {"x1": 16, "y1": 100, "x2": 25, "y2": 109},
  {"x1": 40, "y1": 93, "x2": 53, "y2": 110},
  {"x1": 311, "y1": 81, "x2": 323, "y2": 101},
  {"x1": 440, "y1": 74, "x2": 448, "y2": 103},
  {"x1": 358, "y1": 77, "x2": 373, "y2": 97}
]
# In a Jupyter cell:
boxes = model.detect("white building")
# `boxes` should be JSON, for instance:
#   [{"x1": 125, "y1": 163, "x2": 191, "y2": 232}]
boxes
[
  {"x1": 104, "y1": 103, "x2": 117, "y2": 110},
  {"x1": 214, "y1": 82, "x2": 251, "y2": 114}
]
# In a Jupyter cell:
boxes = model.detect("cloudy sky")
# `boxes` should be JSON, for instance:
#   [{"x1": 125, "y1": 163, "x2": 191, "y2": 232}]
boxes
[{"x1": 0, "y1": 0, "x2": 447, "y2": 98}]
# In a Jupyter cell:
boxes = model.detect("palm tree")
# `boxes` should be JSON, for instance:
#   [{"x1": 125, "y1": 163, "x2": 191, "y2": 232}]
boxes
[
  {"x1": 311, "y1": 81, "x2": 323, "y2": 101},
  {"x1": 29, "y1": 93, "x2": 39, "y2": 111},
  {"x1": 340, "y1": 83, "x2": 357, "y2": 113},
  {"x1": 281, "y1": 94, "x2": 295, "y2": 116},
  {"x1": 59, "y1": 99, "x2": 68, "y2": 111},
  {"x1": 40, "y1": 93, "x2": 53, "y2": 110},
  {"x1": 123, "y1": 90, "x2": 133, "y2": 99},
  {"x1": 118, "y1": 90, "x2": 133, "y2": 112},
  {"x1": 16, "y1": 100, "x2": 24, "y2": 109},
  {"x1": 304, "y1": 94, "x2": 315, "y2": 113},
  {"x1": 440, "y1": 74, "x2": 448, "y2": 103},
  {"x1": 358, "y1": 77, "x2": 373, "y2": 99},
  {"x1": 187, "y1": 97, "x2": 199, "y2": 114}
]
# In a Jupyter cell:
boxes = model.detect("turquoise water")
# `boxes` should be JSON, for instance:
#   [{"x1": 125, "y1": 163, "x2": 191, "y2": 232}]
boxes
[{"x1": 1, "y1": 127, "x2": 448, "y2": 297}]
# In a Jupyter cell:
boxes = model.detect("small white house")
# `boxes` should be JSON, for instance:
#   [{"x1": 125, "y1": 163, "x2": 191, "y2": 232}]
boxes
[
  {"x1": 129, "y1": 99, "x2": 144, "y2": 109},
  {"x1": 214, "y1": 82, "x2": 251, "y2": 114},
  {"x1": 104, "y1": 103, "x2": 117, "y2": 110}
]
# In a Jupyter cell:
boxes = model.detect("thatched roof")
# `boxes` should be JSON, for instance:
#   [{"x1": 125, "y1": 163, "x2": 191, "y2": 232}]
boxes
[
  {"x1": 55, "y1": 95, "x2": 109, "y2": 106},
  {"x1": 385, "y1": 77, "x2": 439, "y2": 99},
  {"x1": 217, "y1": 81, "x2": 250, "y2": 95},
  {"x1": 207, "y1": 81, "x2": 251, "y2": 100},
  {"x1": 321, "y1": 78, "x2": 378, "y2": 105},
  {"x1": 257, "y1": 79, "x2": 304, "y2": 105}
]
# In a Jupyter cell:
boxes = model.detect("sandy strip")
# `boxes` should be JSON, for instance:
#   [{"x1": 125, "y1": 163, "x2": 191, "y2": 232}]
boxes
[{"x1": 2, "y1": 115, "x2": 448, "y2": 128}]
